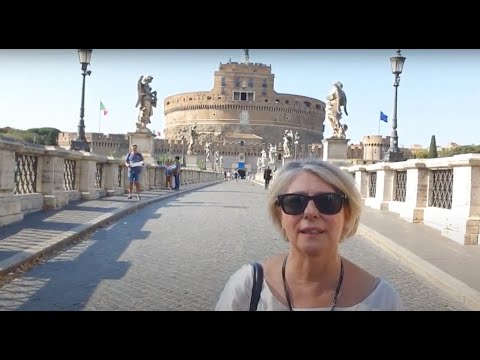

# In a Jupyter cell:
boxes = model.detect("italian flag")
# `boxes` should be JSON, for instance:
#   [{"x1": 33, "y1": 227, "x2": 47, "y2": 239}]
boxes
[{"x1": 100, "y1": 100, "x2": 108, "y2": 116}]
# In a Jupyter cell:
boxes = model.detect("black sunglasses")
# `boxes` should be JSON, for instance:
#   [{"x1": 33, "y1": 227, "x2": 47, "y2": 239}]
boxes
[{"x1": 276, "y1": 193, "x2": 347, "y2": 216}]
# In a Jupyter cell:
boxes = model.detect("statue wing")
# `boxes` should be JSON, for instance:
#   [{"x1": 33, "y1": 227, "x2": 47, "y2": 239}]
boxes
[
  {"x1": 343, "y1": 93, "x2": 348, "y2": 116},
  {"x1": 135, "y1": 76, "x2": 144, "y2": 108}
]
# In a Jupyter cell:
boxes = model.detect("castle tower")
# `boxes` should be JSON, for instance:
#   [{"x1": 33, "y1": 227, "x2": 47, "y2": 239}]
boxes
[{"x1": 362, "y1": 135, "x2": 390, "y2": 161}]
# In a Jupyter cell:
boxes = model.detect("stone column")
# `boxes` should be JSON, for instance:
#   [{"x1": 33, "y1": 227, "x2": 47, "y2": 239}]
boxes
[
  {"x1": 364, "y1": 164, "x2": 393, "y2": 211},
  {"x1": 0, "y1": 148, "x2": 22, "y2": 226},
  {"x1": 79, "y1": 156, "x2": 100, "y2": 200},
  {"x1": 42, "y1": 153, "x2": 69, "y2": 209},
  {"x1": 103, "y1": 159, "x2": 124, "y2": 196},
  {"x1": 374, "y1": 167, "x2": 394, "y2": 210},
  {"x1": 400, "y1": 164, "x2": 428, "y2": 223},
  {"x1": 354, "y1": 168, "x2": 368, "y2": 199},
  {"x1": 451, "y1": 158, "x2": 480, "y2": 244}
]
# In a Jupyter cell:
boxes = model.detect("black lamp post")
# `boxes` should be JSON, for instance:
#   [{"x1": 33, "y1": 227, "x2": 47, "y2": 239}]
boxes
[
  {"x1": 294, "y1": 131, "x2": 300, "y2": 160},
  {"x1": 70, "y1": 49, "x2": 93, "y2": 152},
  {"x1": 384, "y1": 49, "x2": 406, "y2": 162}
]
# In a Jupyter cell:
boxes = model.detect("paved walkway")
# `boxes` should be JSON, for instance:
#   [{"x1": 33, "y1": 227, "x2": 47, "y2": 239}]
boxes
[
  {"x1": 0, "y1": 180, "x2": 223, "y2": 280},
  {"x1": 358, "y1": 206, "x2": 480, "y2": 309},
  {"x1": 1, "y1": 177, "x2": 480, "y2": 310}
]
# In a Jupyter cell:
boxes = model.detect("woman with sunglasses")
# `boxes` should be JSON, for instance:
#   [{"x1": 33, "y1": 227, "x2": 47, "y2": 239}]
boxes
[{"x1": 215, "y1": 158, "x2": 402, "y2": 311}]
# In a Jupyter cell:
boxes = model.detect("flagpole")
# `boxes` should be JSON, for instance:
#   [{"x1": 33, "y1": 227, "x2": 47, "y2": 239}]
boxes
[
  {"x1": 378, "y1": 119, "x2": 380, "y2": 135},
  {"x1": 99, "y1": 108, "x2": 101, "y2": 133}
]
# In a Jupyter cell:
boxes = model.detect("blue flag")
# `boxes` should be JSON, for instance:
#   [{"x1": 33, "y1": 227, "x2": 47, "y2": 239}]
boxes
[{"x1": 380, "y1": 111, "x2": 388, "y2": 123}]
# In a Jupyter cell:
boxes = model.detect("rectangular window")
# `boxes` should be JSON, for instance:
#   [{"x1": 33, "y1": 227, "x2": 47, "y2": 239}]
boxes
[{"x1": 233, "y1": 91, "x2": 255, "y2": 102}]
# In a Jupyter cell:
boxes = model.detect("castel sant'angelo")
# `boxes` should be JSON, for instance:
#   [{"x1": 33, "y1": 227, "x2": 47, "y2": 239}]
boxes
[
  {"x1": 59, "y1": 50, "x2": 395, "y2": 173},
  {"x1": 163, "y1": 50, "x2": 325, "y2": 147}
]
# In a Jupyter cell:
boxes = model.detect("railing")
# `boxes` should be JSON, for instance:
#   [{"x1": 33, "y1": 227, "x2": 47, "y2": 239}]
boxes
[
  {"x1": 13, "y1": 154, "x2": 37, "y2": 194},
  {"x1": 95, "y1": 163, "x2": 103, "y2": 189},
  {"x1": 343, "y1": 154, "x2": 480, "y2": 245},
  {"x1": 64, "y1": 159, "x2": 76, "y2": 191},
  {"x1": 368, "y1": 172, "x2": 377, "y2": 198},
  {"x1": 429, "y1": 169, "x2": 453, "y2": 209},
  {"x1": 0, "y1": 138, "x2": 222, "y2": 228},
  {"x1": 394, "y1": 171, "x2": 407, "y2": 202}
]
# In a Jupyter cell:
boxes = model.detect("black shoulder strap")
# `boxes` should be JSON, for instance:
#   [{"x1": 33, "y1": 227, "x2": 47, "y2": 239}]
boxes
[{"x1": 249, "y1": 262, "x2": 264, "y2": 311}]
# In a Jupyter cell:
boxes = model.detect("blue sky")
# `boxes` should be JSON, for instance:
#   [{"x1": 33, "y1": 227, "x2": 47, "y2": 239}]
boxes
[{"x1": 0, "y1": 49, "x2": 478, "y2": 148}]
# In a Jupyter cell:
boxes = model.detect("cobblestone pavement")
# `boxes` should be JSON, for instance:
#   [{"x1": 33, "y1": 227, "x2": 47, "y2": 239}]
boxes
[{"x1": 0, "y1": 180, "x2": 469, "y2": 310}]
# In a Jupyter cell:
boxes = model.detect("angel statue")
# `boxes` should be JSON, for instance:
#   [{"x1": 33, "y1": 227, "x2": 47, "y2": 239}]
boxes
[
  {"x1": 135, "y1": 75, "x2": 158, "y2": 132},
  {"x1": 326, "y1": 81, "x2": 349, "y2": 139}
]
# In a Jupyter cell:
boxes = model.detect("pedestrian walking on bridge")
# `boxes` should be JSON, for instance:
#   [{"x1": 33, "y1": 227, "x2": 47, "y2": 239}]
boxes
[{"x1": 125, "y1": 144, "x2": 144, "y2": 200}]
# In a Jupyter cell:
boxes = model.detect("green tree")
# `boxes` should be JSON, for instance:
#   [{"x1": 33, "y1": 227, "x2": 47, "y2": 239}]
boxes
[
  {"x1": 48, "y1": 129, "x2": 59, "y2": 145},
  {"x1": 416, "y1": 150, "x2": 430, "y2": 159},
  {"x1": 429, "y1": 135, "x2": 438, "y2": 158},
  {"x1": 27, "y1": 127, "x2": 60, "y2": 145},
  {"x1": 197, "y1": 159, "x2": 206, "y2": 170}
]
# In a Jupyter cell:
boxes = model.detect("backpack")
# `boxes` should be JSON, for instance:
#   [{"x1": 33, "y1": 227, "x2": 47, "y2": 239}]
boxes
[{"x1": 249, "y1": 262, "x2": 264, "y2": 311}]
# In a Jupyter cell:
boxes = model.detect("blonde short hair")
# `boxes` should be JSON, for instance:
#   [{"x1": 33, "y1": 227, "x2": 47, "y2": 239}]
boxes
[{"x1": 267, "y1": 158, "x2": 362, "y2": 242}]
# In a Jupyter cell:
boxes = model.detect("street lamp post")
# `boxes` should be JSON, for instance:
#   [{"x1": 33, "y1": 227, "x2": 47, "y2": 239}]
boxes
[
  {"x1": 70, "y1": 49, "x2": 93, "y2": 152},
  {"x1": 294, "y1": 131, "x2": 300, "y2": 160},
  {"x1": 384, "y1": 49, "x2": 406, "y2": 162}
]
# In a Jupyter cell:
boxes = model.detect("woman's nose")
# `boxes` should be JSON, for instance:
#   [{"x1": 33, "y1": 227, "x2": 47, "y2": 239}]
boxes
[{"x1": 303, "y1": 199, "x2": 320, "y2": 218}]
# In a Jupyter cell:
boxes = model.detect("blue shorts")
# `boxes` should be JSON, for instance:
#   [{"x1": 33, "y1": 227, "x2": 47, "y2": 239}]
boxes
[{"x1": 128, "y1": 171, "x2": 141, "y2": 183}]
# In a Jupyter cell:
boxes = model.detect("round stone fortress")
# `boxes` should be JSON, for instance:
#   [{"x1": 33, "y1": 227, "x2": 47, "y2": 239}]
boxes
[{"x1": 164, "y1": 54, "x2": 326, "y2": 146}]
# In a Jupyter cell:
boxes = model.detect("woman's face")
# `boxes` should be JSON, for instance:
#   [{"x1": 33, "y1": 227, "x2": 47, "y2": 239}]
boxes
[{"x1": 279, "y1": 171, "x2": 346, "y2": 257}]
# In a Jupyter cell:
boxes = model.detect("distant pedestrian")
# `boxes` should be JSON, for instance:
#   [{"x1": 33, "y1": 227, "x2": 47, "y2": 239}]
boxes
[
  {"x1": 263, "y1": 166, "x2": 272, "y2": 190},
  {"x1": 173, "y1": 156, "x2": 181, "y2": 190},
  {"x1": 165, "y1": 159, "x2": 174, "y2": 190},
  {"x1": 125, "y1": 144, "x2": 144, "y2": 200}
]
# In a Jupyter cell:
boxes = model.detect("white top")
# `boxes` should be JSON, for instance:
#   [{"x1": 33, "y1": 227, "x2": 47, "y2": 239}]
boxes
[{"x1": 215, "y1": 264, "x2": 403, "y2": 311}]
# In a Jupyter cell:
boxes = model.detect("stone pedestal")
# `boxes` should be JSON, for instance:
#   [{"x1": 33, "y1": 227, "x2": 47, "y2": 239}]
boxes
[
  {"x1": 186, "y1": 154, "x2": 200, "y2": 169},
  {"x1": 322, "y1": 138, "x2": 349, "y2": 161},
  {"x1": 128, "y1": 131, "x2": 155, "y2": 165},
  {"x1": 206, "y1": 160, "x2": 214, "y2": 171},
  {"x1": 383, "y1": 149, "x2": 404, "y2": 162}
]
